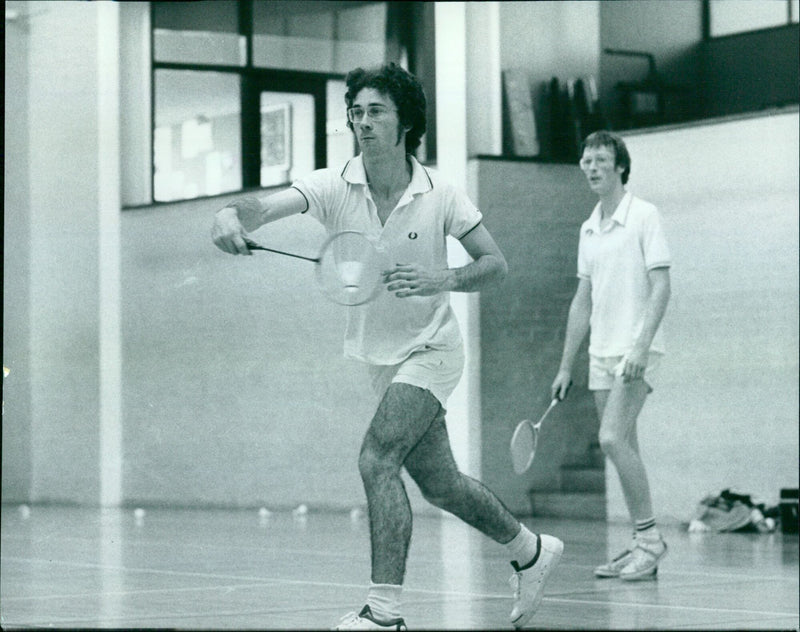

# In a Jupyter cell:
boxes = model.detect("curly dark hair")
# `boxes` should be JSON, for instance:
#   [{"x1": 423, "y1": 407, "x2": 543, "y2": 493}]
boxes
[
  {"x1": 344, "y1": 63, "x2": 427, "y2": 154},
  {"x1": 581, "y1": 130, "x2": 631, "y2": 184}
]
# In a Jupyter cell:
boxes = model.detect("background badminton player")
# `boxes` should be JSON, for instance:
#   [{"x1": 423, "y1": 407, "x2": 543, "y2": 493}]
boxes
[
  {"x1": 551, "y1": 130, "x2": 671, "y2": 582},
  {"x1": 211, "y1": 63, "x2": 563, "y2": 630}
]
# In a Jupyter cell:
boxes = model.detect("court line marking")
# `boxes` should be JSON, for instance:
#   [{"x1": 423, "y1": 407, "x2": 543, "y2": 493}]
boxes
[
  {"x1": 3, "y1": 539, "x2": 796, "y2": 584},
  {"x1": 2, "y1": 555, "x2": 797, "y2": 619},
  {"x1": 544, "y1": 596, "x2": 798, "y2": 618}
]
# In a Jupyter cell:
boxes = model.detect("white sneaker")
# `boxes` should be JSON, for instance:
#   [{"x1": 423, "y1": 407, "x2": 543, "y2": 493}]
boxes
[
  {"x1": 509, "y1": 534, "x2": 564, "y2": 629},
  {"x1": 619, "y1": 538, "x2": 667, "y2": 581},
  {"x1": 333, "y1": 605, "x2": 407, "y2": 630},
  {"x1": 593, "y1": 548, "x2": 633, "y2": 578}
]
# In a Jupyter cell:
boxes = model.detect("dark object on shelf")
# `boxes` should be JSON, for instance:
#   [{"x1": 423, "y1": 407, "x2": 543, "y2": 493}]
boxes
[
  {"x1": 605, "y1": 48, "x2": 692, "y2": 129},
  {"x1": 547, "y1": 75, "x2": 607, "y2": 163},
  {"x1": 780, "y1": 488, "x2": 799, "y2": 534},
  {"x1": 503, "y1": 69, "x2": 540, "y2": 158}
]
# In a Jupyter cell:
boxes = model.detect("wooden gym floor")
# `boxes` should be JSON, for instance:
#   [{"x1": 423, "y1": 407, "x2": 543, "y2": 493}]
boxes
[{"x1": 1, "y1": 504, "x2": 797, "y2": 630}]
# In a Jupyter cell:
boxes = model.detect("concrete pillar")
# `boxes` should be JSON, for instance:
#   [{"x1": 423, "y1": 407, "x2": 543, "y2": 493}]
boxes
[
  {"x1": 25, "y1": 1, "x2": 121, "y2": 505},
  {"x1": 435, "y1": 2, "x2": 479, "y2": 479},
  {"x1": 435, "y1": 2, "x2": 502, "y2": 481}
]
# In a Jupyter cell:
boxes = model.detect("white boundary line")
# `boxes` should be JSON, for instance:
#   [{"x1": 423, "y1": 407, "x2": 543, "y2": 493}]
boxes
[{"x1": 3, "y1": 555, "x2": 797, "y2": 619}]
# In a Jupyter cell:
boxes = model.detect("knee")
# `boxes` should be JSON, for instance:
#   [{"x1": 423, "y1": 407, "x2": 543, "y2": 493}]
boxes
[
  {"x1": 415, "y1": 474, "x2": 462, "y2": 511},
  {"x1": 358, "y1": 442, "x2": 398, "y2": 485},
  {"x1": 418, "y1": 485, "x2": 448, "y2": 509},
  {"x1": 598, "y1": 430, "x2": 622, "y2": 457},
  {"x1": 599, "y1": 426, "x2": 637, "y2": 458}
]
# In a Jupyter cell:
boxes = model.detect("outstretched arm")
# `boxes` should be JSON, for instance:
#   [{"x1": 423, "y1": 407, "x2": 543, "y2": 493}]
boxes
[
  {"x1": 384, "y1": 223, "x2": 508, "y2": 297},
  {"x1": 211, "y1": 187, "x2": 308, "y2": 255}
]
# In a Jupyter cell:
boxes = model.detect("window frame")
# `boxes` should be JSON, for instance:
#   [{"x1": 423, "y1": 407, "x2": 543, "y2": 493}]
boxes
[
  {"x1": 149, "y1": 1, "x2": 354, "y2": 204},
  {"x1": 704, "y1": 0, "x2": 797, "y2": 40},
  {"x1": 148, "y1": 0, "x2": 428, "y2": 206}
]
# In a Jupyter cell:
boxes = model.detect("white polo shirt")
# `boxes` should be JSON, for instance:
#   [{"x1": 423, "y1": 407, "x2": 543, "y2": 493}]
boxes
[
  {"x1": 292, "y1": 154, "x2": 483, "y2": 365},
  {"x1": 577, "y1": 191, "x2": 671, "y2": 357}
]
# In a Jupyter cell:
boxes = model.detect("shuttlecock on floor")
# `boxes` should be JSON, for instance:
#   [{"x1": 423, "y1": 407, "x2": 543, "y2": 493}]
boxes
[{"x1": 292, "y1": 504, "x2": 308, "y2": 517}]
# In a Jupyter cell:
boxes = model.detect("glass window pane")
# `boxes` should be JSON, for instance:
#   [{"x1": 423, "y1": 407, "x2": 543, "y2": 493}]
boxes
[
  {"x1": 710, "y1": 0, "x2": 789, "y2": 37},
  {"x1": 252, "y1": 1, "x2": 385, "y2": 72},
  {"x1": 153, "y1": 1, "x2": 238, "y2": 32},
  {"x1": 792, "y1": 0, "x2": 799, "y2": 22},
  {"x1": 260, "y1": 92, "x2": 315, "y2": 187},
  {"x1": 154, "y1": 70, "x2": 242, "y2": 202},
  {"x1": 326, "y1": 80, "x2": 355, "y2": 168},
  {"x1": 153, "y1": 0, "x2": 245, "y2": 66},
  {"x1": 154, "y1": 29, "x2": 246, "y2": 66},
  {"x1": 334, "y1": 3, "x2": 386, "y2": 73}
]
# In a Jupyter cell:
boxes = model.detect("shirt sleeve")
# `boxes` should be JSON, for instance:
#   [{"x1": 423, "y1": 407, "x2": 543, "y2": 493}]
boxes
[
  {"x1": 443, "y1": 185, "x2": 483, "y2": 239},
  {"x1": 290, "y1": 168, "x2": 336, "y2": 226},
  {"x1": 577, "y1": 228, "x2": 591, "y2": 279},
  {"x1": 641, "y1": 207, "x2": 672, "y2": 270}
]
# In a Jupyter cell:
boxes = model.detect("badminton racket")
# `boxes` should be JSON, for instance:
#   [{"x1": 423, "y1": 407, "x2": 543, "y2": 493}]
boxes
[
  {"x1": 243, "y1": 231, "x2": 384, "y2": 306},
  {"x1": 510, "y1": 381, "x2": 571, "y2": 474}
]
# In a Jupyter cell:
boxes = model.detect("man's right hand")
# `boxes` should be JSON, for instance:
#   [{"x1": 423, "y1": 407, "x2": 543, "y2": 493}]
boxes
[
  {"x1": 551, "y1": 369, "x2": 573, "y2": 402},
  {"x1": 211, "y1": 206, "x2": 252, "y2": 255}
]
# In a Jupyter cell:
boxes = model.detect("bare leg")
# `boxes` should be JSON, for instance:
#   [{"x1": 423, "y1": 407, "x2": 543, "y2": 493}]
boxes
[
  {"x1": 594, "y1": 378, "x2": 653, "y2": 522},
  {"x1": 358, "y1": 383, "x2": 443, "y2": 585},
  {"x1": 403, "y1": 405, "x2": 520, "y2": 543},
  {"x1": 359, "y1": 382, "x2": 524, "y2": 585}
]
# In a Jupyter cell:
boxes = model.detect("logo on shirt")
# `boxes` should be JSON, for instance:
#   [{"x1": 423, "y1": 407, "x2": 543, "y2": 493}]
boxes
[{"x1": 408, "y1": 232, "x2": 418, "y2": 240}]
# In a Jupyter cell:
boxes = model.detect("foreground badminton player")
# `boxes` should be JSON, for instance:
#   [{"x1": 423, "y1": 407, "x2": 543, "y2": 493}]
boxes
[
  {"x1": 212, "y1": 63, "x2": 562, "y2": 630},
  {"x1": 551, "y1": 131, "x2": 671, "y2": 581}
]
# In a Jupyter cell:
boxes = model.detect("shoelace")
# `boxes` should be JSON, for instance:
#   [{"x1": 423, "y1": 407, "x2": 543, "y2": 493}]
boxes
[
  {"x1": 611, "y1": 549, "x2": 632, "y2": 562},
  {"x1": 509, "y1": 572, "x2": 521, "y2": 599},
  {"x1": 336, "y1": 611, "x2": 361, "y2": 627}
]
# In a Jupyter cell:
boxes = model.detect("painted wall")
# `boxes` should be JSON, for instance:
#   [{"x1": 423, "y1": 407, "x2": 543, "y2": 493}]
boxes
[
  {"x1": 702, "y1": 25, "x2": 800, "y2": 118},
  {"x1": 614, "y1": 110, "x2": 800, "y2": 522},
  {"x1": 474, "y1": 109, "x2": 799, "y2": 522},
  {"x1": 120, "y1": 194, "x2": 377, "y2": 511},
  {"x1": 4, "y1": 3, "x2": 797, "y2": 522},
  {"x1": 119, "y1": 2, "x2": 152, "y2": 207},
  {"x1": 3, "y1": 1, "x2": 121, "y2": 505},
  {"x1": 498, "y1": 1, "x2": 601, "y2": 89},
  {"x1": 476, "y1": 161, "x2": 599, "y2": 515},
  {"x1": 121, "y1": 186, "x2": 467, "y2": 514},
  {"x1": 599, "y1": 0, "x2": 704, "y2": 128},
  {"x1": 3, "y1": 0, "x2": 33, "y2": 502},
  {"x1": 498, "y1": 1, "x2": 601, "y2": 158},
  {"x1": 497, "y1": 1, "x2": 797, "y2": 144}
]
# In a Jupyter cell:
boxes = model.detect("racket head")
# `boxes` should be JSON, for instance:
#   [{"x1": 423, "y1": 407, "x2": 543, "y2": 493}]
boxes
[
  {"x1": 315, "y1": 230, "x2": 384, "y2": 306},
  {"x1": 510, "y1": 398, "x2": 559, "y2": 474},
  {"x1": 510, "y1": 419, "x2": 538, "y2": 474}
]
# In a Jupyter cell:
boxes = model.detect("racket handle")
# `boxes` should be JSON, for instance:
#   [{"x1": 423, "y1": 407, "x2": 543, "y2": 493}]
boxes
[
  {"x1": 243, "y1": 237, "x2": 319, "y2": 263},
  {"x1": 555, "y1": 379, "x2": 573, "y2": 402}
]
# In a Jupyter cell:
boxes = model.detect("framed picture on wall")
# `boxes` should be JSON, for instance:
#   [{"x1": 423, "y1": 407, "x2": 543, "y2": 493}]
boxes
[
  {"x1": 260, "y1": 102, "x2": 292, "y2": 186},
  {"x1": 503, "y1": 69, "x2": 540, "y2": 157}
]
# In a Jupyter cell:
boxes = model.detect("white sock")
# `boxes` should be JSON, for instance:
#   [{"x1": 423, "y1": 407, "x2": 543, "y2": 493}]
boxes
[
  {"x1": 505, "y1": 524, "x2": 540, "y2": 568},
  {"x1": 366, "y1": 582, "x2": 402, "y2": 621},
  {"x1": 635, "y1": 517, "x2": 662, "y2": 547}
]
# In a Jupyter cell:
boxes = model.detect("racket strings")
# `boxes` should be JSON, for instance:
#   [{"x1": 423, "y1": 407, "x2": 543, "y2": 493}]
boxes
[
  {"x1": 510, "y1": 422, "x2": 539, "y2": 474},
  {"x1": 317, "y1": 232, "x2": 384, "y2": 306}
]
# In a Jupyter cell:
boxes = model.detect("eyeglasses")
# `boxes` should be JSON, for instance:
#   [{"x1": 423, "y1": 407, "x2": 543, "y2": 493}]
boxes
[
  {"x1": 347, "y1": 105, "x2": 397, "y2": 124},
  {"x1": 579, "y1": 155, "x2": 613, "y2": 169}
]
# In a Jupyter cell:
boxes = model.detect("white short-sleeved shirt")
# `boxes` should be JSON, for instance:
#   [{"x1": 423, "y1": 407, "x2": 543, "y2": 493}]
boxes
[
  {"x1": 577, "y1": 191, "x2": 671, "y2": 357},
  {"x1": 292, "y1": 154, "x2": 483, "y2": 365}
]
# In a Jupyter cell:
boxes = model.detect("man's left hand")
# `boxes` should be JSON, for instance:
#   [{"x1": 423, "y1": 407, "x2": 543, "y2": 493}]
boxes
[
  {"x1": 383, "y1": 263, "x2": 451, "y2": 297},
  {"x1": 621, "y1": 346, "x2": 648, "y2": 383}
]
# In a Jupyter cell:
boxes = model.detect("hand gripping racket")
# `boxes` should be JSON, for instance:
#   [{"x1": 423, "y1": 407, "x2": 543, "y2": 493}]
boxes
[
  {"x1": 510, "y1": 381, "x2": 571, "y2": 474},
  {"x1": 244, "y1": 231, "x2": 384, "y2": 306}
]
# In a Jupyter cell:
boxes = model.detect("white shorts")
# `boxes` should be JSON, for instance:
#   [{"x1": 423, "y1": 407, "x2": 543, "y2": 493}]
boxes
[
  {"x1": 368, "y1": 344, "x2": 464, "y2": 410},
  {"x1": 589, "y1": 352, "x2": 663, "y2": 392}
]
